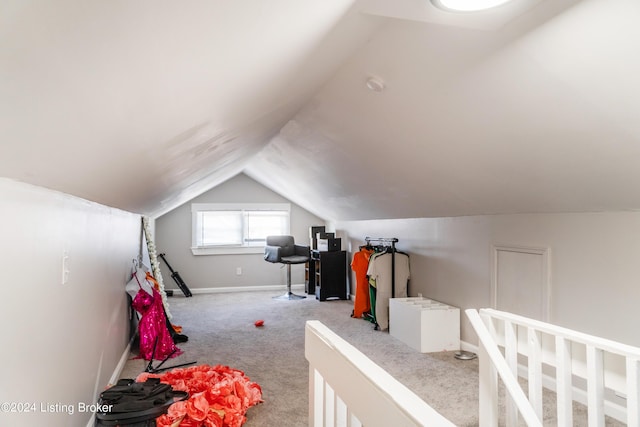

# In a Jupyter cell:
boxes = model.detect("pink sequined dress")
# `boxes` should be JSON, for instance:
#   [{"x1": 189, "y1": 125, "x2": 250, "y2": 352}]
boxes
[{"x1": 132, "y1": 285, "x2": 182, "y2": 361}]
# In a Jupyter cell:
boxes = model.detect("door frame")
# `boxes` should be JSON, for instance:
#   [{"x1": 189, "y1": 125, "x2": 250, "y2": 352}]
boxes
[{"x1": 490, "y1": 244, "x2": 551, "y2": 322}]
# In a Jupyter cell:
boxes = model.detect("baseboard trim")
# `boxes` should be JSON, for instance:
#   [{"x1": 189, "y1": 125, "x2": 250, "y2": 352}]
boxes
[
  {"x1": 169, "y1": 284, "x2": 307, "y2": 295},
  {"x1": 109, "y1": 338, "x2": 134, "y2": 385},
  {"x1": 86, "y1": 339, "x2": 133, "y2": 427}
]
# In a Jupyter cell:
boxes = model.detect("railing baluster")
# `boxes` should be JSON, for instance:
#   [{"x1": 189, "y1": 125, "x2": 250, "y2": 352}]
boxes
[
  {"x1": 505, "y1": 320, "x2": 519, "y2": 426},
  {"x1": 586, "y1": 345, "x2": 605, "y2": 427},
  {"x1": 336, "y1": 395, "x2": 347, "y2": 427},
  {"x1": 555, "y1": 336, "x2": 573, "y2": 426},
  {"x1": 348, "y1": 411, "x2": 362, "y2": 427},
  {"x1": 311, "y1": 369, "x2": 324, "y2": 427},
  {"x1": 528, "y1": 327, "x2": 543, "y2": 419},
  {"x1": 627, "y1": 358, "x2": 640, "y2": 427},
  {"x1": 478, "y1": 342, "x2": 499, "y2": 427},
  {"x1": 479, "y1": 312, "x2": 500, "y2": 427},
  {"x1": 325, "y1": 383, "x2": 335, "y2": 427}
]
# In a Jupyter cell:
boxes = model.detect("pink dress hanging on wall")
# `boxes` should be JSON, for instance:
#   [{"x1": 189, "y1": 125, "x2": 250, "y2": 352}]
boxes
[{"x1": 132, "y1": 285, "x2": 182, "y2": 361}]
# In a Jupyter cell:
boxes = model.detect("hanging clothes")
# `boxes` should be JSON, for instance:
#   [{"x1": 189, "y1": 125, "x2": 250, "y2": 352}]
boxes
[
  {"x1": 145, "y1": 271, "x2": 183, "y2": 335},
  {"x1": 351, "y1": 246, "x2": 374, "y2": 318},
  {"x1": 367, "y1": 250, "x2": 410, "y2": 330},
  {"x1": 131, "y1": 274, "x2": 182, "y2": 361}
]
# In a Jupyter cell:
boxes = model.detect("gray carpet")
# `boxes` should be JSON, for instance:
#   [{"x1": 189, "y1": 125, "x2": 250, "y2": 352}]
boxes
[
  {"x1": 118, "y1": 290, "x2": 623, "y2": 426},
  {"x1": 119, "y1": 290, "x2": 481, "y2": 426}
]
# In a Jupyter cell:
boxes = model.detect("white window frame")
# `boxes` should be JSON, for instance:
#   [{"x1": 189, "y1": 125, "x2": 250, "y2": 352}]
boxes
[{"x1": 191, "y1": 203, "x2": 291, "y2": 255}]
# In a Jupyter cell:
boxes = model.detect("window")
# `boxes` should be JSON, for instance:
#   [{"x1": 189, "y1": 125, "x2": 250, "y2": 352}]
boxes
[{"x1": 191, "y1": 203, "x2": 290, "y2": 255}]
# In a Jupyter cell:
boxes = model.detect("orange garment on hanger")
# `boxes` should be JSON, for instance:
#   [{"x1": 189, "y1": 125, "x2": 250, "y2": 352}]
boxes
[{"x1": 351, "y1": 247, "x2": 374, "y2": 318}]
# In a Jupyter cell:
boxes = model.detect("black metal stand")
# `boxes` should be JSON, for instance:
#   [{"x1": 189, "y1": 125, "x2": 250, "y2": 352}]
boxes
[
  {"x1": 158, "y1": 253, "x2": 193, "y2": 297},
  {"x1": 144, "y1": 337, "x2": 197, "y2": 374},
  {"x1": 273, "y1": 264, "x2": 306, "y2": 300}
]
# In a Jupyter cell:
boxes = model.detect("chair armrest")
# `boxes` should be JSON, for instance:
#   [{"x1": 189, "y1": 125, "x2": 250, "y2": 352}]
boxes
[
  {"x1": 294, "y1": 244, "x2": 310, "y2": 258},
  {"x1": 264, "y1": 245, "x2": 281, "y2": 263}
]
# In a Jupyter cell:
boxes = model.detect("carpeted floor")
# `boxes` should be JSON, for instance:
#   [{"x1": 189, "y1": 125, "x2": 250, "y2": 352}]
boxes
[
  {"x1": 119, "y1": 289, "x2": 624, "y2": 426},
  {"x1": 119, "y1": 289, "x2": 482, "y2": 426}
]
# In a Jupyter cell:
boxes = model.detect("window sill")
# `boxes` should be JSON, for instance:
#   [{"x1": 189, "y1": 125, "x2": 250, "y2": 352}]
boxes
[{"x1": 191, "y1": 246, "x2": 265, "y2": 256}]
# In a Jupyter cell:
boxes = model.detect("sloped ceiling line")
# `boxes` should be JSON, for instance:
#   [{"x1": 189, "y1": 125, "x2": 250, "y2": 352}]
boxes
[{"x1": 4, "y1": 0, "x2": 640, "y2": 222}]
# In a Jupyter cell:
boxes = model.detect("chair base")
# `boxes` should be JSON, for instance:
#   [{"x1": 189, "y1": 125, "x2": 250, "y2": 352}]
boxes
[
  {"x1": 273, "y1": 263, "x2": 306, "y2": 300},
  {"x1": 273, "y1": 291, "x2": 306, "y2": 300}
]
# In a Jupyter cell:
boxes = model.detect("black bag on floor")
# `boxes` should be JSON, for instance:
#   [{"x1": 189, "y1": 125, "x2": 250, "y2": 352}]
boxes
[{"x1": 95, "y1": 378, "x2": 188, "y2": 426}]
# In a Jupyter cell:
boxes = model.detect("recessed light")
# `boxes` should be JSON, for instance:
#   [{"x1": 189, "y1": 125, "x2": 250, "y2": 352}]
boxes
[{"x1": 431, "y1": 0, "x2": 516, "y2": 12}]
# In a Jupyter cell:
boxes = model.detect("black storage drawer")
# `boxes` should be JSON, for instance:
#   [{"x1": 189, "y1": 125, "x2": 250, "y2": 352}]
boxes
[{"x1": 311, "y1": 250, "x2": 347, "y2": 301}]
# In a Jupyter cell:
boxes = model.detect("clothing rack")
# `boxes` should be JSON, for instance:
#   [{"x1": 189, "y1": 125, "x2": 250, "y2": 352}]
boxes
[{"x1": 364, "y1": 237, "x2": 399, "y2": 297}]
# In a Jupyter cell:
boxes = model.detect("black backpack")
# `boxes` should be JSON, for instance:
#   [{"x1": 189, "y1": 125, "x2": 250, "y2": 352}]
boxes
[{"x1": 95, "y1": 378, "x2": 188, "y2": 426}]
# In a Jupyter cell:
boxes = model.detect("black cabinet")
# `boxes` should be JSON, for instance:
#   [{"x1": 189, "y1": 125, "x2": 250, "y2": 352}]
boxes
[
  {"x1": 305, "y1": 259, "x2": 316, "y2": 294},
  {"x1": 310, "y1": 250, "x2": 347, "y2": 301}
]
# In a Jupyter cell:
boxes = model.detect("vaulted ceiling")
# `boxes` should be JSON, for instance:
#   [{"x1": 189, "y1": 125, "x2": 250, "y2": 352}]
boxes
[{"x1": 2, "y1": 0, "x2": 639, "y2": 221}]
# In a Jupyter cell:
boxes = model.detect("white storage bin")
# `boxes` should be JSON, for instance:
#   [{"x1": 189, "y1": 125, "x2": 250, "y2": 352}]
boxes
[{"x1": 389, "y1": 297, "x2": 460, "y2": 353}]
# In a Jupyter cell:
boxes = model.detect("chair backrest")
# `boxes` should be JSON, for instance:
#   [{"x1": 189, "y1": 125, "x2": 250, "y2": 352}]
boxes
[{"x1": 266, "y1": 235, "x2": 296, "y2": 258}]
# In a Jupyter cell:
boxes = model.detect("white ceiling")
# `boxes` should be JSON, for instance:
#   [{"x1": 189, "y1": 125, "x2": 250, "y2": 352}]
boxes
[{"x1": 2, "y1": 0, "x2": 640, "y2": 221}]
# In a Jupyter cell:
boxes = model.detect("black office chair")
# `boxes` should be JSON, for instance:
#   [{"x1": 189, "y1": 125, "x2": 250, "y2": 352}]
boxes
[{"x1": 264, "y1": 235, "x2": 310, "y2": 300}]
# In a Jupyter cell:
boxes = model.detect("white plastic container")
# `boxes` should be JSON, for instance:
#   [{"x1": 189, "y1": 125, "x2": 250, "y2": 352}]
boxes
[{"x1": 389, "y1": 297, "x2": 460, "y2": 353}]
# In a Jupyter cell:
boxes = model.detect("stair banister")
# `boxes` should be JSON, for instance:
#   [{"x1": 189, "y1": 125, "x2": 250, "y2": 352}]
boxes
[{"x1": 466, "y1": 309, "x2": 543, "y2": 427}]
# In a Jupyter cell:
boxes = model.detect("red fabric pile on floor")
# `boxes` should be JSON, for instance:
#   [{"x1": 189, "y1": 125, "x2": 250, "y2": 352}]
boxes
[{"x1": 137, "y1": 364, "x2": 263, "y2": 427}]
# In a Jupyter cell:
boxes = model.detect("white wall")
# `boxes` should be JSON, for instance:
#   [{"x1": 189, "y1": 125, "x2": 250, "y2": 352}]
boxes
[
  {"x1": 155, "y1": 173, "x2": 326, "y2": 291},
  {"x1": 335, "y1": 212, "x2": 640, "y2": 348},
  {"x1": 0, "y1": 178, "x2": 141, "y2": 427}
]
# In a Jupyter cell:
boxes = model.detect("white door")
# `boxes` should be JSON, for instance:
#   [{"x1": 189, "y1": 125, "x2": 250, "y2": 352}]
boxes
[{"x1": 492, "y1": 245, "x2": 549, "y2": 321}]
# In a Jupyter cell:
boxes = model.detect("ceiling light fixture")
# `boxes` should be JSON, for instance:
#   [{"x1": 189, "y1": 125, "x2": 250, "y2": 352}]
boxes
[
  {"x1": 431, "y1": 0, "x2": 516, "y2": 12},
  {"x1": 365, "y1": 76, "x2": 385, "y2": 93}
]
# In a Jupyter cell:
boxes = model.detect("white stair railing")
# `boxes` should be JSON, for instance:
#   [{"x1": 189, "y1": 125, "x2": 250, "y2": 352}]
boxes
[
  {"x1": 305, "y1": 320, "x2": 455, "y2": 427},
  {"x1": 466, "y1": 308, "x2": 640, "y2": 427},
  {"x1": 466, "y1": 309, "x2": 542, "y2": 427}
]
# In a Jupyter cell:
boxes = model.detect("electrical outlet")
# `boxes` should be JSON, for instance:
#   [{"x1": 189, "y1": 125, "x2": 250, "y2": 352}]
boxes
[
  {"x1": 236, "y1": 267, "x2": 242, "y2": 276},
  {"x1": 417, "y1": 292, "x2": 423, "y2": 298}
]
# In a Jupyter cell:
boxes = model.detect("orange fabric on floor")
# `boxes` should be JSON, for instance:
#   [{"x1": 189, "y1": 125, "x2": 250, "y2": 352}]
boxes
[{"x1": 351, "y1": 248, "x2": 374, "y2": 318}]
